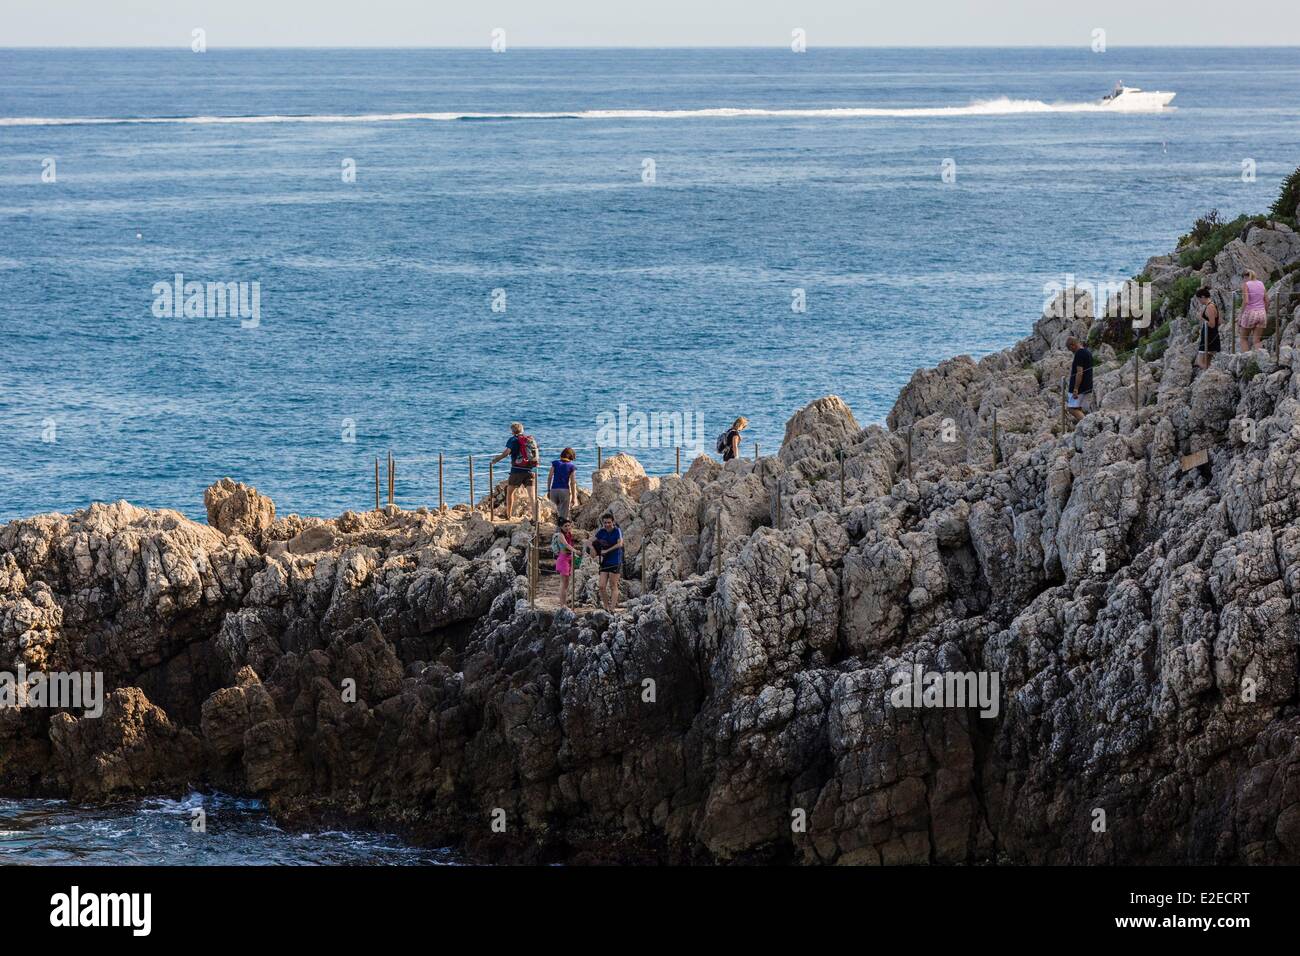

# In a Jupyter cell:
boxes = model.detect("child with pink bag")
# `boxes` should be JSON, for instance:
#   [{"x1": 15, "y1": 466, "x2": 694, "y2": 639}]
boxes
[{"x1": 552, "y1": 518, "x2": 580, "y2": 607}]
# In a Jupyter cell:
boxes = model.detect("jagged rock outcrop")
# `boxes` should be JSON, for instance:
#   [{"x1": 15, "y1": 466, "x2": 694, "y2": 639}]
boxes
[
  {"x1": 3, "y1": 230, "x2": 1300, "y2": 864},
  {"x1": 48, "y1": 688, "x2": 202, "y2": 800},
  {"x1": 205, "y1": 477, "x2": 276, "y2": 544},
  {"x1": 1245, "y1": 220, "x2": 1300, "y2": 268}
]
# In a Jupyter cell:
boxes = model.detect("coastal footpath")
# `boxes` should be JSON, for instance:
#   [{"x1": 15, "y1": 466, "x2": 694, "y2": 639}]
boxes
[{"x1": 3, "y1": 187, "x2": 1300, "y2": 863}]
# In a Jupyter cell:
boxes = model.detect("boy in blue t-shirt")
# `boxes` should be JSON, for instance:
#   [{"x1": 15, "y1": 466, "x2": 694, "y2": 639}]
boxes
[{"x1": 589, "y1": 513, "x2": 623, "y2": 612}]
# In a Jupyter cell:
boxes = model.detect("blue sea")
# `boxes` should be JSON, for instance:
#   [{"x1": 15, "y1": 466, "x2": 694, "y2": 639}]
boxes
[
  {"x1": 0, "y1": 793, "x2": 454, "y2": 865},
  {"x1": 2, "y1": 47, "x2": 1299, "y2": 523}
]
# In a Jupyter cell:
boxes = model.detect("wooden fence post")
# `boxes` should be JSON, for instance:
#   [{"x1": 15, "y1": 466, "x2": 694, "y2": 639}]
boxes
[
  {"x1": 992, "y1": 409, "x2": 1000, "y2": 467},
  {"x1": 839, "y1": 447, "x2": 846, "y2": 505},
  {"x1": 1274, "y1": 292, "x2": 1282, "y2": 360},
  {"x1": 715, "y1": 515, "x2": 723, "y2": 576},
  {"x1": 1132, "y1": 351, "x2": 1139, "y2": 412},
  {"x1": 754, "y1": 441, "x2": 759, "y2": 461},
  {"x1": 374, "y1": 456, "x2": 380, "y2": 511},
  {"x1": 488, "y1": 460, "x2": 495, "y2": 521},
  {"x1": 597, "y1": 445, "x2": 602, "y2": 470},
  {"x1": 808, "y1": 524, "x2": 817, "y2": 587},
  {"x1": 1229, "y1": 292, "x2": 1237, "y2": 354},
  {"x1": 438, "y1": 452, "x2": 444, "y2": 511},
  {"x1": 676, "y1": 446, "x2": 681, "y2": 476},
  {"x1": 531, "y1": 478, "x2": 540, "y2": 606},
  {"x1": 468, "y1": 455, "x2": 474, "y2": 510}
]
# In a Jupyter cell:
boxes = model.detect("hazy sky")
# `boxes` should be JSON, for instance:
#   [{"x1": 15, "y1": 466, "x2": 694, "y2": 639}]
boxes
[{"x1": 4, "y1": 0, "x2": 1298, "y2": 46}]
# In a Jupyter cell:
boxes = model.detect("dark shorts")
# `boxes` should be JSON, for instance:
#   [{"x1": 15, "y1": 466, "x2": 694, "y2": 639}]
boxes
[
  {"x1": 507, "y1": 470, "x2": 534, "y2": 487},
  {"x1": 599, "y1": 564, "x2": 622, "y2": 576}
]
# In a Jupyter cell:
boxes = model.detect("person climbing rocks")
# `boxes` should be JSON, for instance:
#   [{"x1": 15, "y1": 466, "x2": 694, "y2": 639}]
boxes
[
  {"x1": 1238, "y1": 269, "x2": 1268, "y2": 352},
  {"x1": 1065, "y1": 337, "x2": 1094, "y2": 423},
  {"x1": 490, "y1": 422, "x2": 539, "y2": 521},
  {"x1": 546, "y1": 447, "x2": 578, "y2": 521},
  {"x1": 1195, "y1": 287, "x2": 1221, "y2": 370},
  {"x1": 717, "y1": 416, "x2": 747, "y2": 462},
  {"x1": 588, "y1": 512, "x2": 623, "y2": 612}
]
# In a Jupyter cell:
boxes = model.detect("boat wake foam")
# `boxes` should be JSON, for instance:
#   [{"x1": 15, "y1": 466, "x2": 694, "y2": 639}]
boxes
[{"x1": 0, "y1": 97, "x2": 1175, "y2": 127}]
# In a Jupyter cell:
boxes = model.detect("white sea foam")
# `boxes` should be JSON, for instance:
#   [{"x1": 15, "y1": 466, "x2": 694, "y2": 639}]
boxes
[{"x1": 0, "y1": 97, "x2": 1175, "y2": 127}]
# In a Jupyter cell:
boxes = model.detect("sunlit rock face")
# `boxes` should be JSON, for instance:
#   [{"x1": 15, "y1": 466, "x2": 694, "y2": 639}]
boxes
[{"x1": 4, "y1": 246, "x2": 1300, "y2": 864}]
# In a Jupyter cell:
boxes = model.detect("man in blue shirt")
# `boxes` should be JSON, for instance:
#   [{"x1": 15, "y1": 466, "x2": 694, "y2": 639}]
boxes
[
  {"x1": 588, "y1": 513, "x2": 623, "y2": 612},
  {"x1": 490, "y1": 422, "x2": 538, "y2": 520}
]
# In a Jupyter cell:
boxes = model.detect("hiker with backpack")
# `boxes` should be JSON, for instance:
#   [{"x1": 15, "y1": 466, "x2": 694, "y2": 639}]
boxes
[
  {"x1": 490, "y1": 422, "x2": 539, "y2": 521},
  {"x1": 717, "y1": 416, "x2": 748, "y2": 462},
  {"x1": 546, "y1": 447, "x2": 578, "y2": 521}
]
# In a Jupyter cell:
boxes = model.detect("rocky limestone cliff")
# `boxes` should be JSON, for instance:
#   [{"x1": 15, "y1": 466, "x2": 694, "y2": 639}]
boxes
[{"x1": 3, "y1": 225, "x2": 1300, "y2": 864}]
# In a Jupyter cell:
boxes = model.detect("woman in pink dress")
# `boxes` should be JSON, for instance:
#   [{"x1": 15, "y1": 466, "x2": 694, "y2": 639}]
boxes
[{"x1": 1238, "y1": 270, "x2": 1268, "y2": 352}]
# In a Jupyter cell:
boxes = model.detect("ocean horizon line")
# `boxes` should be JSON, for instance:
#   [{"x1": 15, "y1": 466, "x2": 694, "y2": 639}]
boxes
[{"x1": 4, "y1": 43, "x2": 1300, "y2": 51}]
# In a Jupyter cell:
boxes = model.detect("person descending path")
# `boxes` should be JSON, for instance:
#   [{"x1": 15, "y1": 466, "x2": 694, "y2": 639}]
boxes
[
  {"x1": 547, "y1": 447, "x2": 578, "y2": 521},
  {"x1": 716, "y1": 416, "x2": 747, "y2": 462},
  {"x1": 1065, "y1": 337, "x2": 1094, "y2": 423},
  {"x1": 588, "y1": 513, "x2": 624, "y2": 613},
  {"x1": 1195, "y1": 287, "x2": 1221, "y2": 370},
  {"x1": 490, "y1": 422, "x2": 539, "y2": 521}
]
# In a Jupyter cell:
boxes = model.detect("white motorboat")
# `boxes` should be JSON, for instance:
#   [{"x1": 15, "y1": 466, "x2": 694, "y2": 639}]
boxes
[{"x1": 1098, "y1": 81, "x2": 1176, "y2": 110}]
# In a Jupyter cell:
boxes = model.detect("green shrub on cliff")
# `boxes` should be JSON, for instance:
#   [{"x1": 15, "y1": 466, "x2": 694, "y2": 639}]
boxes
[
  {"x1": 1177, "y1": 209, "x2": 1225, "y2": 250},
  {"x1": 1177, "y1": 168, "x2": 1300, "y2": 269},
  {"x1": 1178, "y1": 214, "x2": 1253, "y2": 269},
  {"x1": 1271, "y1": 166, "x2": 1300, "y2": 220},
  {"x1": 1161, "y1": 274, "x2": 1205, "y2": 321},
  {"x1": 1141, "y1": 336, "x2": 1170, "y2": 362}
]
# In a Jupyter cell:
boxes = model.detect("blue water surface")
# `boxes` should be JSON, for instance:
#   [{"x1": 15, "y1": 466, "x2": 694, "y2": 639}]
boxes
[
  {"x1": 1, "y1": 47, "x2": 1298, "y2": 520},
  {"x1": 0, "y1": 792, "x2": 454, "y2": 865}
]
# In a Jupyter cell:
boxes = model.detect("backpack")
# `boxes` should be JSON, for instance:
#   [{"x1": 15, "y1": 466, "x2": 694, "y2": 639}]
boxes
[
  {"x1": 715, "y1": 429, "x2": 732, "y2": 455},
  {"x1": 514, "y1": 434, "x2": 539, "y2": 469}
]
